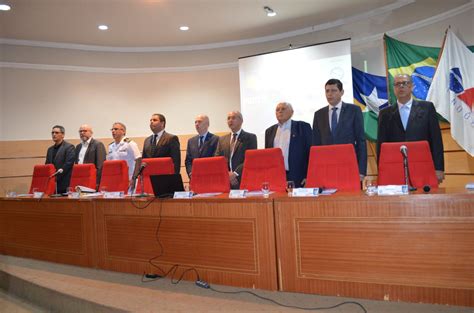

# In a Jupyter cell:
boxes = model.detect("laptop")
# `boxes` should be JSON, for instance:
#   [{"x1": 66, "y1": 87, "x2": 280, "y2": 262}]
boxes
[{"x1": 150, "y1": 174, "x2": 185, "y2": 198}]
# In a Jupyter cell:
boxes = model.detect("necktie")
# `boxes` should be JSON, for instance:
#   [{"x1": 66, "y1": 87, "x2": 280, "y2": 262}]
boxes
[
  {"x1": 151, "y1": 134, "x2": 158, "y2": 146},
  {"x1": 151, "y1": 134, "x2": 158, "y2": 156},
  {"x1": 331, "y1": 107, "x2": 338, "y2": 137},
  {"x1": 231, "y1": 133, "x2": 238, "y2": 150},
  {"x1": 199, "y1": 135, "x2": 204, "y2": 147},
  {"x1": 400, "y1": 105, "x2": 409, "y2": 130}
]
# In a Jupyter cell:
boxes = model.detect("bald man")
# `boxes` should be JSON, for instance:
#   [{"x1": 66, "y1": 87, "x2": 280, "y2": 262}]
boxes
[
  {"x1": 215, "y1": 111, "x2": 257, "y2": 189},
  {"x1": 75, "y1": 124, "x2": 107, "y2": 187},
  {"x1": 185, "y1": 114, "x2": 219, "y2": 178}
]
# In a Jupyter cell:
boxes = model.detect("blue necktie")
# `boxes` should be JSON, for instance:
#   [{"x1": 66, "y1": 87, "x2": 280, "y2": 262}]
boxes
[
  {"x1": 331, "y1": 107, "x2": 338, "y2": 137},
  {"x1": 400, "y1": 105, "x2": 410, "y2": 130}
]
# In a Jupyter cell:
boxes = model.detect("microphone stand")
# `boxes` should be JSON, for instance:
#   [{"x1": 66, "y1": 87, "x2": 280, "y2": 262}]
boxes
[
  {"x1": 49, "y1": 176, "x2": 63, "y2": 197},
  {"x1": 402, "y1": 154, "x2": 417, "y2": 192},
  {"x1": 135, "y1": 172, "x2": 148, "y2": 198}
]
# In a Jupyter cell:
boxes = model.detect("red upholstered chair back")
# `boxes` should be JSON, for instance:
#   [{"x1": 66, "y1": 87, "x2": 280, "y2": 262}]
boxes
[
  {"x1": 99, "y1": 160, "x2": 129, "y2": 193},
  {"x1": 240, "y1": 148, "x2": 287, "y2": 192},
  {"x1": 306, "y1": 144, "x2": 360, "y2": 191},
  {"x1": 69, "y1": 164, "x2": 97, "y2": 190},
  {"x1": 189, "y1": 156, "x2": 230, "y2": 194},
  {"x1": 378, "y1": 141, "x2": 438, "y2": 188},
  {"x1": 135, "y1": 157, "x2": 175, "y2": 194},
  {"x1": 29, "y1": 164, "x2": 56, "y2": 194}
]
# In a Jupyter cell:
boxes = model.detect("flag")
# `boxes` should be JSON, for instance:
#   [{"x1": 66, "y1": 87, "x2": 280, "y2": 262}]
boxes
[
  {"x1": 352, "y1": 67, "x2": 389, "y2": 141},
  {"x1": 385, "y1": 34, "x2": 474, "y2": 104},
  {"x1": 384, "y1": 34, "x2": 440, "y2": 104},
  {"x1": 426, "y1": 30, "x2": 474, "y2": 156}
]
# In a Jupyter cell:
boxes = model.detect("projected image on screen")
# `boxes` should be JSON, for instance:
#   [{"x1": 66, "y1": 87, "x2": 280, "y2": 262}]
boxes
[{"x1": 239, "y1": 39, "x2": 352, "y2": 148}]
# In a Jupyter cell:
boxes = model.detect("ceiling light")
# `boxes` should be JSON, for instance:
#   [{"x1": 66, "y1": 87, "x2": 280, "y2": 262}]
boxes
[
  {"x1": 179, "y1": 26, "x2": 189, "y2": 31},
  {"x1": 0, "y1": 4, "x2": 11, "y2": 11},
  {"x1": 98, "y1": 25, "x2": 109, "y2": 31},
  {"x1": 263, "y1": 6, "x2": 276, "y2": 17}
]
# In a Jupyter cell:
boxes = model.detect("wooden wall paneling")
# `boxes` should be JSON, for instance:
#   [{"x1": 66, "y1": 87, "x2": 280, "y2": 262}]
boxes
[
  {"x1": 0, "y1": 177, "x2": 31, "y2": 195},
  {"x1": 444, "y1": 151, "x2": 474, "y2": 174},
  {"x1": 94, "y1": 197, "x2": 278, "y2": 290},
  {"x1": 0, "y1": 199, "x2": 97, "y2": 268},
  {"x1": 0, "y1": 158, "x2": 44, "y2": 177},
  {"x1": 440, "y1": 174, "x2": 474, "y2": 188},
  {"x1": 274, "y1": 191, "x2": 474, "y2": 306}
]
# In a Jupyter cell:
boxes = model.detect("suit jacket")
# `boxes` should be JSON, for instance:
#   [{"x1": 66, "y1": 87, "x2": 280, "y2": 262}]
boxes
[
  {"x1": 75, "y1": 138, "x2": 107, "y2": 186},
  {"x1": 142, "y1": 131, "x2": 181, "y2": 174},
  {"x1": 312, "y1": 102, "x2": 367, "y2": 175},
  {"x1": 265, "y1": 120, "x2": 312, "y2": 187},
  {"x1": 185, "y1": 132, "x2": 219, "y2": 178},
  {"x1": 45, "y1": 140, "x2": 76, "y2": 193},
  {"x1": 377, "y1": 100, "x2": 444, "y2": 171},
  {"x1": 215, "y1": 130, "x2": 257, "y2": 185}
]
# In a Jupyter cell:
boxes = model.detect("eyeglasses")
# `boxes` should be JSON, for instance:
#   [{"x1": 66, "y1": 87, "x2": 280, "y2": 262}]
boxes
[
  {"x1": 110, "y1": 128, "x2": 124, "y2": 131},
  {"x1": 51, "y1": 131, "x2": 62, "y2": 134},
  {"x1": 78, "y1": 130, "x2": 89, "y2": 133},
  {"x1": 394, "y1": 81, "x2": 411, "y2": 88}
]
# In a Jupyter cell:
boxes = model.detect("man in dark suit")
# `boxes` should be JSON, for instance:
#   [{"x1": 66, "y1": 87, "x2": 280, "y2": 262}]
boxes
[
  {"x1": 265, "y1": 102, "x2": 312, "y2": 187},
  {"x1": 185, "y1": 114, "x2": 219, "y2": 179},
  {"x1": 215, "y1": 111, "x2": 257, "y2": 189},
  {"x1": 75, "y1": 124, "x2": 107, "y2": 187},
  {"x1": 45, "y1": 125, "x2": 76, "y2": 194},
  {"x1": 142, "y1": 113, "x2": 181, "y2": 174},
  {"x1": 377, "y1": 74, "x2": 444, "y2": 183},
  {"x1": 312, "y1": 78, "x2": 367, "y2": 179}
]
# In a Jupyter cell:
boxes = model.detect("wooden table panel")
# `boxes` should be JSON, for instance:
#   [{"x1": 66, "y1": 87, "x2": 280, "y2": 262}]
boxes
[
  {"x1": 0, "y1": 198, "x2": 96, "y2": 267},
  {"x1": 275, "y1": 190, "x2": 474, "y2": 306},
  {"x1": 95, "y1": 198, "x2": 278, "y2": 290}
]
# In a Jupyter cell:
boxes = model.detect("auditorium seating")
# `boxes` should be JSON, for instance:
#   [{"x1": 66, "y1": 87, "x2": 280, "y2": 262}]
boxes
[
  {"x1": 135, "y1": 157, "x2": 175, "y2": 194},
  {"x1": 29, "y1": 164, "x2": 56, "y2": 195},
  {"x1": 99, "y1": 160, "x2": 129, "y2": 193},
  {"x1": 189, "y1": 156, "x2": 230, "y2": 194},
  {"x1": 240, "y1": 148, "x2": 287, "y2": 192},
  {"x1": 378, "y1": 140, "x2": 438, "y2": 188},
  {"x1": 305, "y1": 144, "x2": 360, "y2": 191},
  {"x1": 69, "y1": 164, "x2": 97, "y2": 191}
]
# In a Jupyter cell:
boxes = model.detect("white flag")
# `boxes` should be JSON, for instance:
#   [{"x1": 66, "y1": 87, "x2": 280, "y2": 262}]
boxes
[{"x1": 426, "y1": 30, "x2": 474, "y2": 156}]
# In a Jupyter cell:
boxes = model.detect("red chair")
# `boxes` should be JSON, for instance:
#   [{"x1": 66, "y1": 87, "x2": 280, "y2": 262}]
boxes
[
  {"x1": 378, "y1": 141, "x2": 438, "y2": 188},
  {"x1": 240, "y1": 148, "x2": 287, "y2": 192},
  {"x1": 29, "y1": 164, "x2": 56, "y2": 195},
  {"x1": 189, "y1": 156, "x2": 230, "y2": 194},
  {"x1": 99, "y1": 160, "x2": 129, "y2": 193},
  {"x1": 135, "y1": 157, "x2": 175, "y2": 194},
  {"x1": 69, "y1": 164, "x2": 96, "y2": 191},
  {"x1": 306, "y1": 144, "x2": 360, "y2": 191}
]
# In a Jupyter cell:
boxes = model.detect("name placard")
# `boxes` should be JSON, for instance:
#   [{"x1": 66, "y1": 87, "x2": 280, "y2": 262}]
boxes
[
  {"x1": 377, "y1": 185, "x2": 408, "y2": 196},
  {"x1": 292, "y1": 188, "x2": 319, "y2": 197},
  {"x1": 229, "y1": 190, "x2": 247, "y2": 198},
  {"x1": 103, "y1": 191, "x2": 125, "y2": 198},
  {"x1": 173, "y1": 191, "x2": 193, "y2": 199}
]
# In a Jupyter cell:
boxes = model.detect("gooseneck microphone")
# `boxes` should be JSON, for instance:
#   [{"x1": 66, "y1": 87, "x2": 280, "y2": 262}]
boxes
[
  {"x1": 49, "y1": 168, "x2": 63, "y2": 178},
  {"x1": 133, "y1": 163, "x2": 148, "y2": 197},
  {"x1": 400, "y1": 145, "x2": 408, "y2": 158}
]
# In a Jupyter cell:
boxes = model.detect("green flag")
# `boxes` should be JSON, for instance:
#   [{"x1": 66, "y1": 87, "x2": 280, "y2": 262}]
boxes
[{"x1": 384, "y1": 34, "x2": 474, "y2": 104}]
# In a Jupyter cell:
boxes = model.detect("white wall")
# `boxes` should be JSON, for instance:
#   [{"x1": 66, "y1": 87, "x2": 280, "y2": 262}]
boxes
[{"x1": 1, "y1": 1, "x2": 473, "y2": 141}]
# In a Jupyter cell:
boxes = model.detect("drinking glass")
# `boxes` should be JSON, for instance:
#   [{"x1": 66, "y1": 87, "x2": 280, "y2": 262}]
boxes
[
  {"x1": 261, "y1": 182, "x2": 270, "y2": 198},
  {"x1": 286, "y1": 181, "x2": 295, "y2": 197}
]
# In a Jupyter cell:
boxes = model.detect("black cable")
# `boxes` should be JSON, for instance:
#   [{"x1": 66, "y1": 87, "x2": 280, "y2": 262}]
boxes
[
  {"x1": 208, "y1": 286, "x2": 367, "y2": 313},
  {"x1": 129, "y1": 194, "x2": 157, "y2": 210}
]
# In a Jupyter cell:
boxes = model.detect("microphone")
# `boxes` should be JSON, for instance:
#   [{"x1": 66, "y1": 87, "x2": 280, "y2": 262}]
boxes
[
  {"x1": 50, "y1": 168, "x2": 63, "y2": 178},
  {"x1": 133, "y1": 163, "x2": 147, "y2": 180},
  {"x1": 400, "y1": 145, "x2": 408, "y2": 158}
]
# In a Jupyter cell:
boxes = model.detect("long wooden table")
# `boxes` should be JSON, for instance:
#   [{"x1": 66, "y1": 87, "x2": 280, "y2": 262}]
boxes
[
  {"x1": 274, "y1": 190, "x2": 474, "y2": 306},
  {"x1": 1, "y1": 189, "x2": 473, "y2": 306}
]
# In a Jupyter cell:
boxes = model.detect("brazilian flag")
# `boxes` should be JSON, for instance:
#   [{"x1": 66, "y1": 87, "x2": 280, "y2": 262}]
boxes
[{"x1": 384, "y1": 34, "x2": 474, "y2": 104}]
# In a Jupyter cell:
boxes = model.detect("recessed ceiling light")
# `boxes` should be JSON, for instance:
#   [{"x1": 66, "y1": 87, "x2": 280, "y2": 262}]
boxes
[
  {"x1": 98, "y1": 25, "x2": 109, "y2": 31},
  {"x1": 179, "y1": 26, "x2": 189, "y2": 31},
  {"x1": 0, "y1": 4, "x2": 11, "y2": 11},
  {"x1": 263, "y1": 6, "x2": 276, "y2": 17}
]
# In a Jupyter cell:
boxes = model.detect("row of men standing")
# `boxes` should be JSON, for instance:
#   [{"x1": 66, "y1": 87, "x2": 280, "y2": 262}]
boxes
[{"x1": 46, "y1": 76, "x2": 444, "y2": 193}]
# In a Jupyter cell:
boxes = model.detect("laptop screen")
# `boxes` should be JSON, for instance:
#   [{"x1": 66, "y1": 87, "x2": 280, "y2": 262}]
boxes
[{"x1": 150, "y1": 174, "x2": 185, "y2": 198}]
